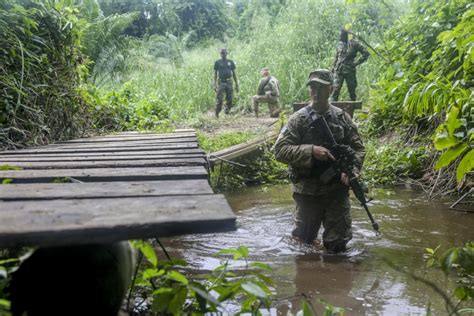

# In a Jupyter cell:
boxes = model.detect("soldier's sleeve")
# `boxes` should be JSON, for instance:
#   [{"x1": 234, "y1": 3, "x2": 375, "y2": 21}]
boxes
[
  {"x1": 274, "y1": 115, "x2": 313, "y2": 168},
  {"x1": 342, "y1": 112, "x2": 365, "y2": 173},
  {"x1": 356, "y1": 42, "x2": 369, "y2": 66},
  {"x1": 213, "y1": 60, "x2": 218, "y2": 71}
]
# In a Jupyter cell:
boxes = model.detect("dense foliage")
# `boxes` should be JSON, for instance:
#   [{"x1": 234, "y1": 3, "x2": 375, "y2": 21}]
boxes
[
  {"x1": 369, "y1": 0, "x2": 473, "y2": 186},
  {"x1": 0, "y1": 0, "x2": 92, "y2": 149},
  {"x1": 425, "y1": 242, "x2": 474, "y2": 314}
]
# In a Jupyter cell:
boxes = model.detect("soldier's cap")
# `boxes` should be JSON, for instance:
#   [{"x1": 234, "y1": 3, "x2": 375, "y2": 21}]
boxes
[{"x1": 306, "y1": 69, "x2": 333, "y2": 86}]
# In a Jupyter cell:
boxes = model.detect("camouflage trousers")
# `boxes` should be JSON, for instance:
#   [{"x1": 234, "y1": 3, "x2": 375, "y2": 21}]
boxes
[
  {"x1": 252, "y1": 94, "x2": 280, "y2": 118},
  {"x1": 332, "y1": 71, "x2": 357, "y2": 101},
  {"x1": 292, "y1": 190, "x2": 352, "y2": 253},
  {"x1": 215, "y1": 80, "x2": 233, "y2": 117}
]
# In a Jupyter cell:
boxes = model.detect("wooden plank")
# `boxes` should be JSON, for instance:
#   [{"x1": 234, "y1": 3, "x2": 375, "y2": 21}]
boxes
[
  {"x1": 292, "y1": 101, "x2": 362, "y2": 118},
  {"x1": 0, "y1": 166, "x2": 208, "y2": 183},
  {"x1": 58, "y1": 133, "x2": 196, "y2": 144},
  {"x1": 0, "y1": 158, "x2": 206, "y2": 169},
  {"x1": 46, "y1": 138, "x2": 197, "y2": 148},
  {"x1": 0, "y1": 180, "x2": 213, "y2": 201},
  {"x1": 97, "y1": 130, "x2": 195, "y2": 137},
  {"x1": 0, "y1": 153, "x2": 204, "y2": 162},
  {"x1": 0, "y1": 148, "x2": 205, "y2": 158},
  {"x1": 0, "y1": 143, "x2": 199, "y2": 155},
  {"x1": 0, "y1": 195, "x2": 236, "y2": 247}
]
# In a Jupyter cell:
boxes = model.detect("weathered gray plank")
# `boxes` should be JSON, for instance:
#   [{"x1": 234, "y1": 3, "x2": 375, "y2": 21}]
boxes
[
  {"x1": 46, "y1": 138, "x2": 197, "y2": 149},
  {"x1": 0, "y1": 153, "x2": 204, "y2": 162},
  {"x1": 1, "y1": 158, "x2": 206, "y2": 169},
  {"x1": 0, "y1": 148, "x2": 205, "y2": 158},
  {"x1": 61, "y1": 133, "x2": 196, "y2": 143},
  {"x1": 0, "y1": 166, "x2": 208, "y2": 183},
  {"x1": 0, "y1": 195, "x2": 236, "y2": 247},
  {"x1": 0, "y1": 143, "x2": 199, "y2": 155},
  {"x1": 0, "y1": 180, "x2": 213, "y2": 201}
]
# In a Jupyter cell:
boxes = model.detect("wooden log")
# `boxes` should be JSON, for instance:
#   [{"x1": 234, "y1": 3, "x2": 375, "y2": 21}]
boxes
[
  {"x1": 0, "y1": 180, "x2": 213, "y2": 201},
  {"x1": 0, "y1": 158, "x2": 206, "y2": 169},
  {"x1": 0, "y1": 144, "x2": 199, "y2": 155},
  {"x1": 0, "y1": 166, "x2": 208, "y2": 183},
  {"x1": 0, "y1": 195, "x2": 236, "y2": 247},
  {"x1": 208, "y1": 130, "x2": 279, "y2": 163}
]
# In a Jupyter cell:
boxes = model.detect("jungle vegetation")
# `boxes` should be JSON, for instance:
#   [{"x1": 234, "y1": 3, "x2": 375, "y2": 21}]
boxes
[
  {"x1": 0, "y1": 0, "x2": 473, "y2": 314},
  {"x1": 1, "y1": 0, "x2": 471, "y2": 195}
]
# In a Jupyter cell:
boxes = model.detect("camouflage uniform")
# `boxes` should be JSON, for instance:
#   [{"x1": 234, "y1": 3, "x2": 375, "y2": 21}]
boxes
[
  {"x1": 252, "y1": 75, "x2": 281, "y2": 118},
  {"x1": 331, "y1": 40, "x2": 369, "y2": 101},
  {"x1": 214, "y1": 58, "x2": 236, "y2": 116},
  {"x1": 274, "y1": 104, "x2": 365, "y2": 252}
]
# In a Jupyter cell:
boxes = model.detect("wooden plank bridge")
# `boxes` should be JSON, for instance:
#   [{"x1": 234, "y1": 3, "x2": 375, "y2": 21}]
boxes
[{"x1": 0, "y1": 130, "x2": 236, "y2": 248}]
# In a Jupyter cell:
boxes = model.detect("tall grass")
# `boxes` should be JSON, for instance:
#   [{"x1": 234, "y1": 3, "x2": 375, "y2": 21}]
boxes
[{"x1": 98, "y1": 0, "x2": 386, "y2": 121}]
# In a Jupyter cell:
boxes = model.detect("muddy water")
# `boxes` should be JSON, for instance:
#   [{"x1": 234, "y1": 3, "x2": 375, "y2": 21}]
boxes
[{"x1": 163, "y1": 185, "x2": 474, "y2": 315}]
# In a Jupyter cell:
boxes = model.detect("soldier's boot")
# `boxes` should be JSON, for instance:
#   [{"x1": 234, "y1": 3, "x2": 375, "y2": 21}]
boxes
[
  {"x1": 215, "y1": 104, "x2": 222, "y2": 118},
  {"x1": 269, "y1": 102, "x2": 280, "y2": 118}
]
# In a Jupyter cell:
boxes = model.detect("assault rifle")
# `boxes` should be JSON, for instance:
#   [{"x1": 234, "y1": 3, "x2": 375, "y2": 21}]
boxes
[{"x1": 312, "y1": 115, "x2": 380, "y2": 234}]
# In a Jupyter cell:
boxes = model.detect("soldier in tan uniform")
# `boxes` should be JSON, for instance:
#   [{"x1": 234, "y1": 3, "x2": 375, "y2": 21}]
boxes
[
  {"x1": 252, "y1": 67, "x2": 281, "y2": 118},
  {"x1": 274, "y1": 69, "x2": 365, "y2": 253}
]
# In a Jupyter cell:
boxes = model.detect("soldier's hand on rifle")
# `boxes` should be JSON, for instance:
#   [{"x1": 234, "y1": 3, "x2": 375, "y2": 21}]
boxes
[
  {"x1": 312, "y1": 145, "x2": 335, "y2": 161},
  {"x1": 341, "y1": 172, "x2": 349, "y2": 186}
]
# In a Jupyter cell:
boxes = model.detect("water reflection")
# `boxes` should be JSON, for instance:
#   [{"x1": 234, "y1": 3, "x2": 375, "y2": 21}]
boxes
[{"x1": 162, "y1": 185, "x2": 474, "y2": 315}]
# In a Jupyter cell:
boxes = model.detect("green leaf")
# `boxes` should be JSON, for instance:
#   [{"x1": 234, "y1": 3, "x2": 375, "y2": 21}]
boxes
[
  {"x1": 189, "y1": 284, "x2": 220, "y2": 306},
  {"x1": 435, "y1": 144, "x2": 469, "y2": 169},
  {"x1": 0, "y1": 165, "x2": 21, "y2": 171},
  {"x1": 249, "y1": 262, "x2": 272, "y2": 271},
  {"x1": 248, "y1": 271, "x2": 275, "y2": 286},
  {"x1": 0, "y1": 258, "x2": 19, "y2": 265},
  {"x1": 237, "y1": 245, "x2": 249, "y2": 258},
  {"x1": 426, "y1": 248, "x2": 434, "y2": 255},
  {"x1": 441, "y1": 248, "x2": 459, "y2": 271},
  {"x1": 1, "y1": 179, "x2": 13, "y2": 185},
  {"x1": 168, "y1": 287, "x2": 187, "y2": 315},
  {"x1": 152, "y1": 287, "x2": 174, "y2": 295},
  {"x1": 132, "y1": 240, "x2": 158, "y2": 267},
  {"x1": 214, "y1": 248, "x2": 239, "y2": 257},
  {"x1": 241, "y1": 282, "x2": 268, "y2": 298},
  {"x1": 302, "y1": 301, "x2": 315, "y2": 316},
  {"x1": 456, "y1": 149, "x2": 474, "y2": 182},
  {"x1": 0, "y1": 299, "x2": 11, "y2": 308},
  {"x1": 166, "y1": 270, "x2": 189, "y2": 284},
  {"x1": 434, "y1": 133, "x2": 460, "y2": 150},
  {"x1": 454, "y1": 287, "x2": 467, "y2": 300},
  {"x1": 142, "y1": 268, "x2": 164, "y2": 279}
]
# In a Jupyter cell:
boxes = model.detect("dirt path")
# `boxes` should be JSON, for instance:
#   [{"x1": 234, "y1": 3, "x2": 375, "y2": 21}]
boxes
[{"x1": 189, "y1": 111, "x2": 280, "y2": 137}]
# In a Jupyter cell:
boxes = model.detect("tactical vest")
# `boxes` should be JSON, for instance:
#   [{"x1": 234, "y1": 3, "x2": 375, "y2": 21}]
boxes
[{"x1": 289, "y1": 104, "x2": 351, "y2": 182}]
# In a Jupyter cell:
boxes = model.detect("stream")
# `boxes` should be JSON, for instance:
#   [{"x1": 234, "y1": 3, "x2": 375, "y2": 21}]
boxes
[{"x1": 162, "y1": 184, "x2": 474, "y2": 315}]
